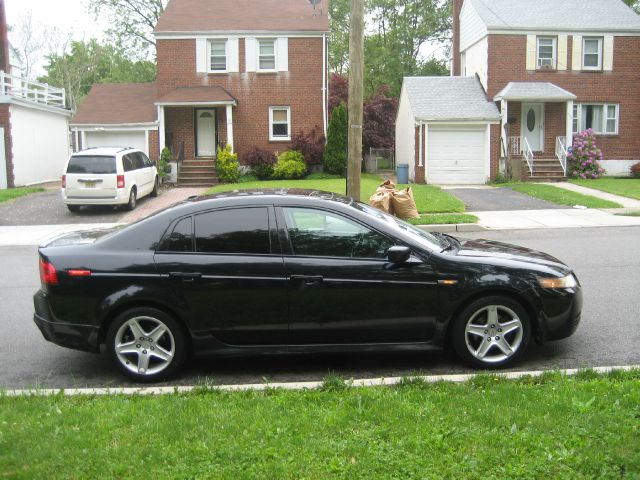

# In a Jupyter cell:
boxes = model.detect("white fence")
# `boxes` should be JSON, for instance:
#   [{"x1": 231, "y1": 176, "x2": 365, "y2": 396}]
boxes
[{"x1": 0, "y1": 72, "x2": 66, "y2": 109}]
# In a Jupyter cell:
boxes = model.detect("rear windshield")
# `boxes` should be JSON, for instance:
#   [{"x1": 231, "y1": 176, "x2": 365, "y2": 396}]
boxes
[{"x1": 67, "y1": 155, "x2": 117, "y2": 174}]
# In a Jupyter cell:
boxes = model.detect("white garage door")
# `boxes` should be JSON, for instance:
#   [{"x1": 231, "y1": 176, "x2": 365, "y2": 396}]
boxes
[
  {"x1": 427, "y1": 126, "x2": 487, "y2": 184},
  {"x1": 84, "y1": 131, "x2": 147, "y2": 155}
]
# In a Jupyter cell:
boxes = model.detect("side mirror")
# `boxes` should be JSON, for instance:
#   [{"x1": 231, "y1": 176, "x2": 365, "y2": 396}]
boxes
[{"x1": 387, "y1": 245, "x2": 411, "y2": 264}]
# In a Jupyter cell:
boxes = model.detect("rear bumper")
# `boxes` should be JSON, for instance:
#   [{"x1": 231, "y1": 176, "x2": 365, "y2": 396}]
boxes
[
  {"x1": 62, "y1": 188, "x2": 129, "y2": 206},
  {"x1": 33, "y1": 290, "x2": 100, "y2": 353}
]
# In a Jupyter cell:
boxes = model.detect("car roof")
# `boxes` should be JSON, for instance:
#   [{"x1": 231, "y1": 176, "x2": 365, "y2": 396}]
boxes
[
  {"x1": 71, "y1": 147, "x2": 139, "y2": 157},
  {"x1": 189, "y1": 189, "x2": 355, "y2": 205}
]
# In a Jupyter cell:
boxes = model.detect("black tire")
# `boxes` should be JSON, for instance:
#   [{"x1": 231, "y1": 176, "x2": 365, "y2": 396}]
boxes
[
  {"x1": 126, "y1": 187, "x2": 137, "y2": 211},
  {"x1": 151, "y1": 176, "x2": 159, "y2": 197},
  {"x1": 452, "y1": 295, "x2": 531, "y2": 369},
  {"x1": 106, "y1": 307, "x2": 187, "y2": 382},
  {"x1": 66, "y1": 204, "x2": 81, "y2": 213}
]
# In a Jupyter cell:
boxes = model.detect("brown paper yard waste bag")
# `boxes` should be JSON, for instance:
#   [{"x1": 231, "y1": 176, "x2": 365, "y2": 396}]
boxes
[
  {"x1": 369, "y1": 191, "x2": 393, "y2": 214},
  {"x1": 390, "y1": 187, "x2": 420, "y2": 220}
]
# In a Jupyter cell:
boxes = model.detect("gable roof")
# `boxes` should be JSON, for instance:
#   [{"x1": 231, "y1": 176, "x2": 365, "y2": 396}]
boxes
[
  {"x1": 155, "y1": 0, "x2": 329, "y2": 34},
  {"x1": 403, "y1": 76, "x2": 500, "y2": 122},
  {"x1": 71, "y1": 83, "x2": 158, "y2": 126},
  {"x1": 493, "y1": 82, "x2": 576, "y2": 102},
  {"x1": 468, "y1": 0, "x2": 640, "y2": 32}
]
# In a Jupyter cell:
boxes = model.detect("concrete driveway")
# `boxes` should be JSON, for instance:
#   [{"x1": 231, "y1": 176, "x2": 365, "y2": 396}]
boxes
[{"x1": 445, "y1": 186, "x2": 564, "y2": 212}]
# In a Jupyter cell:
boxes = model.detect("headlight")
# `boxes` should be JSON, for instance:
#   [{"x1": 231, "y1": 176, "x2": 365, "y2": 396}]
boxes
[{"x1": 537, "y1": 274, "x2": 577, "y2": 289}]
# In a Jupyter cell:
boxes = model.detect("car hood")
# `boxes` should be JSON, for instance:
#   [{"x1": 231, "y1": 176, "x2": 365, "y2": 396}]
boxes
[
  {"x1": 42, "y1": 226, "x2": 123, "y2": 248},
  {"x1": 456, "y1": 238, "x2": 570, "y2": 272}
]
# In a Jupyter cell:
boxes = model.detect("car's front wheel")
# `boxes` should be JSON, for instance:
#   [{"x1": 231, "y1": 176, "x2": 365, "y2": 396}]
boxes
[
  {"x1": 452, "y1": 296, "x2": 531, "y2": 369},
  {"x1": 106, "y1": 307, "x2": 187, "y2": 382}
]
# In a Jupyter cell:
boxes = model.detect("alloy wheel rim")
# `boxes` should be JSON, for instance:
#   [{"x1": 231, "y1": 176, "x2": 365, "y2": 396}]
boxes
[
  {"x1": 114, "y1": 316, "x2": 175, "y2": 375},
  {"x1": 464, "y1": 305, "x2": 523, "y2": 364}
]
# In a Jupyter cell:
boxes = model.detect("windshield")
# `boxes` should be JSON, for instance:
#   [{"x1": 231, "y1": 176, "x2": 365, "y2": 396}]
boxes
[
  {"x1": 67, "y1": 155, "x2": 117, "y2": 174},
  {"x1": 352, "y1": 202, "x2": 445, "y2": 251}
]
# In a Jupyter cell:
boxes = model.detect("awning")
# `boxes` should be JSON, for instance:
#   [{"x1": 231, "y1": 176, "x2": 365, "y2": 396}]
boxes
[
  {"x1": 493, "y1": 82, "x2": 576, "y2": 102},
  {"x1": 156, "y1": 86, "x2": 237, "y2": 106}
]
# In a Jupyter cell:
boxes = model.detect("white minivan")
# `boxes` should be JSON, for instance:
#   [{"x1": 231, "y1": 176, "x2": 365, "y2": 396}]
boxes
[{"x1": 62, "y1": 147, "x2": 159, "y2": 212}]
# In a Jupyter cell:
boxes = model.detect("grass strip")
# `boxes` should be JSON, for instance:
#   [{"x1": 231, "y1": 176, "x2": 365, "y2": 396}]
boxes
[
  {"x1": 409, "y1": 213, "x2": 478, "y2": 225},
  {"x1": 570, "y1": 178, "x2": 640, "y2": 200},
  {"x1": 206, "y1": 176, "x2": 465, "y2": 214},
  {"x1": 509, "y1": 184, "x2": 622, "y2": 208},
  {"x1": 0, "y1": 187, "x2": 44, "y2": 203},
  {"x1": 1, "y1": 370, "x2": 638, "y2": 479}
]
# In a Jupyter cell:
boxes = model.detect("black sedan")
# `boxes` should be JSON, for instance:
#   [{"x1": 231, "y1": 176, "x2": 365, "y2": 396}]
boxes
[{"x1": 34, "y1": 189, "x2": 582, "y2": 381}]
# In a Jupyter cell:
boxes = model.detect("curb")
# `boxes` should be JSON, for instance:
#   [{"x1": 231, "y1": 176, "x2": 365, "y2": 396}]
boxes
[{"x1": 3, "y1": 365, "x2": 636, "y2": 397}]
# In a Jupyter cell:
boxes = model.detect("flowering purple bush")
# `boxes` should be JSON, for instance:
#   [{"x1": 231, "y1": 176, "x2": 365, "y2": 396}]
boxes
[{"x1": 567, "y1": 129, "x2": 606, "y2": 179}]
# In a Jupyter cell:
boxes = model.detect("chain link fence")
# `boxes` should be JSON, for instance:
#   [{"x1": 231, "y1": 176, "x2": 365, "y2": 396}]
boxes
[{"x1": 365, "y1": 148, "x2": 395, "y2": 173}]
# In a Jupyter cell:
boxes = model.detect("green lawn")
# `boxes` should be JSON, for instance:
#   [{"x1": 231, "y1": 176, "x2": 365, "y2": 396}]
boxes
[
  {"x1": 0, "y1": 187, "x2": 44, "y2": 203},
  {"x1": 207, "y1": 175, "x2": 465, "y2": 214},
  {"x1": 409, "y1": 213, "x2": 478, "y2": 225},
  {"x1": 570, "y1": 178, "x2": 640, "y2": 201},
  {"x1": 509, "y1": 184, "x2": 622, "y2": 208},
  {"x1": 1, "y1": 370, "x2": 638, "y2": 479}
]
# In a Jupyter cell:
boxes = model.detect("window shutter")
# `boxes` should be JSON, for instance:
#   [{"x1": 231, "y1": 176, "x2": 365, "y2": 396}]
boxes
[
  {"x1": 277, "y1": 37, "x2": 289, "y2": 72},
  {"x1": 525, "y1": 35, "x2": 536, "y2": 71},
  {"x1": 603, "y1": 35, "x2": 614, "y2": 71},
  {"x1": 245, "y1": 37, "x2": 257, "y2": 72},
  {"x1": 572, "y1": 35, "x2": 582, "y2": 71},
  {"x1": 196, "y1": 38, "x2": 208, "y2": 73},
  {"x1": 227, "y1": 38, "x2": 239, "y2": 72},
  {"x1": 558, "y1": 35, "x2": 568, "y2": 71}
]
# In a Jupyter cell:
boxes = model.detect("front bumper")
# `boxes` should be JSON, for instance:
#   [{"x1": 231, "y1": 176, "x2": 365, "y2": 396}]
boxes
[
  {"x1": 33, "y1": 290, "x2": 100, "y2": 353},
  {"x1": 538, "y1": 285, "x2": 583, "y2": 342}
]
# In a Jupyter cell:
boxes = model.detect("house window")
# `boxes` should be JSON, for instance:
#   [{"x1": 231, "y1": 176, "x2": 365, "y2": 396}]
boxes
[
  {"x1": 258, "y1": 39, "x2": 276, "y2": 71},
  {"x1": 209, "y1": 40, "x2": 227, "y2": 71},
  {"x1": 573, "y1": 103, "x2": 619, "y2": 134},
  {"x1": 537, "y1": 37, "x2": 556, "y2": 69},
  {"x1": 583, "y1": 37, "x2": 603, "y2": 70},
  {"x1": 269, "y1": 107, "x2": 291, "y2": 141}
]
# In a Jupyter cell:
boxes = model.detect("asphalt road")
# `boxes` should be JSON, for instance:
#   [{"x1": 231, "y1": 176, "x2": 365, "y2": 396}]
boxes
[
  {"x1": 447, "y1": 187, "x2": 564, "y2": 211},
  {"x1": 1, "y1": 226, "x2": 638, "y2": 389}
]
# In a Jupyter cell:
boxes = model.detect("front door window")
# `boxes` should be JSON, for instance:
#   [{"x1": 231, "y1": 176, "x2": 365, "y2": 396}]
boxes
[{"x1": 196, "y1": 110, "x2": 216, "y2": 157}]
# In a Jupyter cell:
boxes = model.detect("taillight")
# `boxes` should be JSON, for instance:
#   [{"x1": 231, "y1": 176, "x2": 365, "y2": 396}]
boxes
[
  {"x1": 117, "y1": 175, "x2": 125, "y2": 189},
  {"x1": 68, "y1": 269, "x2": 91, "y2": 277},
  {"x1": 61, "y1": 175, "x2": 66, "y2": 188},
  {"x1": 39, "y1": 258, "x2": 59, "y2": 285}
]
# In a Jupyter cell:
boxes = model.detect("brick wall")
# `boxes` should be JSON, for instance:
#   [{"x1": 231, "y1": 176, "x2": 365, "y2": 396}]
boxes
[
  {"x1": 156, "y1": 36, "x2": 326, "y2": 162},
  {"x1": 488, "y1": 34, "x2": 640, "y2": 160},
  {"x1": 452, "y1": 0, "x2": 464, "y2": 76},
  {"x1": 0, "y1": 104, "x2": 13, "y2": 187},
  {"x1": 148, "y1": 130, "x2": 160, "y2": 160}
]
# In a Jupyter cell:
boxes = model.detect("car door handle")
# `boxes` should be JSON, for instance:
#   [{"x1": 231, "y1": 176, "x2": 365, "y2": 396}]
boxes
[
  {"x1": 290, "y1": 275, "x2": 324, "y2": 285},
  {"x1": 169, "y1": 272, "x2": 202, "y2": 283}
]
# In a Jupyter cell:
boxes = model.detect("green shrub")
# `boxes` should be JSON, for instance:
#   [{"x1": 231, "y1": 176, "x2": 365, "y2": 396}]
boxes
[
  {"x1": 158, "y1": 147, "x2": 173, "y2": 181},
  {"x1": 273, "y1": 150, "x2": 307, "y2": 179},
  {"x1": 631, "y1": 162, "x2": 640, "y2": 179},
  {"x1": 242, "y1": 146, "x2": 277, "y2": 180},
  {"x1": 215, "y1": 144, "x2": 240, "y2": 183},
  {"x1": 323, "y1": 103, "x2": 348, "y2": 175}
]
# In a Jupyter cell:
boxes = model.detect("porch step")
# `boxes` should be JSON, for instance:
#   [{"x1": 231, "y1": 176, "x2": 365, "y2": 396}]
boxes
[
  {"x1": 522, "y1": 175, "x2": 567, "y2": 183},
  {"x1": 177, "y1": 177, "x2": 218, "y2": 187},
  {"x1": 177, "y1": 159, "x2": 218, "y2": 187}
]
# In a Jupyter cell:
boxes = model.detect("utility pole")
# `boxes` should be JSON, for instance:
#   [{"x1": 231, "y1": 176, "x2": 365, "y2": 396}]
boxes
[{"x1": 346, "y1": 0, "x2": 364, "y2": 201}]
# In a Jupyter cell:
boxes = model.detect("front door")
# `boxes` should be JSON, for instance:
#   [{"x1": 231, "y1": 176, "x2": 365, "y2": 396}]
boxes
[
  {"x1": 522, "y1": 103, "x2": 544, "y2": 152},
  {"x1": 196, "y1": 109, "x2": 216, "y2": 157}
]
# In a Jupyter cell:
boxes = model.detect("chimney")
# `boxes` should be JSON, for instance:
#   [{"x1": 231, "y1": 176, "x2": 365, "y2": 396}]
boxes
[
  {"x1": 0, "y1": 0, "x2": 9, "y2": 72},
  {"x1": 452, "y1": 0, "x2": 464, "y2": 76}
]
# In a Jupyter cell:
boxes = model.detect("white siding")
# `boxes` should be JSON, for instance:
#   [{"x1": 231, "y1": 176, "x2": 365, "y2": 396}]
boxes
[
  {"x1": 395, "y1": 87, "x2": 416, "y2": 182},
  {"x1": 10, "y1": 104, "x2": 70, "y2": 187},
  {"x1": 572, "y1": 35, "x2": 583, "y2": 71},
  {"x1": 462, "y1": 37, "x2": 488, "y2": 90},
  {"x1": 227, "y1": 38, "x2": 240, "y2": 72},
  {"x1": 558, "y1": 35, "x2": 568, "y2": 71},
  {"x1": 460, "y1": 1, "x2": 488, "y2": 51},
  {"x1": 245, "y1": 37, "x2": 257, "y2": 72},
  {"x1": 600, "y1": 159, "x2": 638, "y2": 177}
]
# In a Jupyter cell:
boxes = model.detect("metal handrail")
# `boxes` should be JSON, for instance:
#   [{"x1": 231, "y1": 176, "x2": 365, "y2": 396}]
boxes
[
  {"x1": 555, "y1": 136, "x2": 568, "y2": 175},
  {"x1": 523, "y1": 137, "x2": 534, "y2": 176},
  {"x1": 0, "y1": 72, "x2": 66, "y2": 108}
]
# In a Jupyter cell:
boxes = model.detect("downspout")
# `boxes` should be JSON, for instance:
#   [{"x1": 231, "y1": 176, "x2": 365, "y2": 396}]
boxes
[
  {"x1": 322, "y1": 33, "x2": 328, "y2": 138},
  {"x1": 418, "y1": 121, "x2": 423, "y2": 167}
]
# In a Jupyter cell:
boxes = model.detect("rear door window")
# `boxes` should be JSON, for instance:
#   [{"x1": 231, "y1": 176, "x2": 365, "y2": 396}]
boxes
[
  {"x1": 160, "y1": 217, "x2": 194, "y2": 252},
  {"x1": 132, "y1": 153, "x2": 145, "y2": 170},
  {"x1": 122, "y1": 154, "x2": 135, "y2": 172},
  {"x1": 194, "y1": 208, "x2": 271, "y2": 255},
  {"x1": 66, "y1": 156, "x2": 116, "y2": 174}
]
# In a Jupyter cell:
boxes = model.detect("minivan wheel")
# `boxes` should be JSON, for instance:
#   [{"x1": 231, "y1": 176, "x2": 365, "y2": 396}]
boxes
[
  {"x1": 67, "y1": 204, "x2": 81, "y2": 213},
  {"x1": 126, "y1": 187, "x2": 137, "y2": 210},
  {"x1": 151, "y1": 176, "x2": 159, "y2": 197},
  {"x1": 106, "y1": 307, "x2": 186, "y2": 382},
  {"x1": 452, "y1": 296, "x2": 531, "y2": 369}
]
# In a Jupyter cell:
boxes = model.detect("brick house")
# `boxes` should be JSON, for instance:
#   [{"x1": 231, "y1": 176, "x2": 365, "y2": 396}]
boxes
[
  {"x1": 397, "y1": 0, "x2": 640, "y2": 184},
  {"x1": 71, "y1": 0, "x2": 329, "y2": 186}
]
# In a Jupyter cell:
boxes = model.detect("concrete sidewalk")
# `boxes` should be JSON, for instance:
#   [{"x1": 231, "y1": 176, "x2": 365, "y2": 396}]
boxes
[
  {"x1": 470, "y1": 208, "x2": 640, "y2": 230},
  {"x1": 543, "y1": 181, "x2": 640, "y2": 208}
]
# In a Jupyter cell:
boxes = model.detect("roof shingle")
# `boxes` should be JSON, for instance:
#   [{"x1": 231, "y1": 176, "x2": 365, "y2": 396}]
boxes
[
  {"x1": 156, "y1": 86, "x2": 236, "y2": 105},
  {"x1": 71, "y1": 83, "x2": 158, "y2": 126}
]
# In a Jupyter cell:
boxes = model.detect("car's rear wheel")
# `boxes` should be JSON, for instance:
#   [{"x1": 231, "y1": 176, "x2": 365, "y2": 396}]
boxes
[
  {"x1": 66, "y1": 204, "x2": 81, "y2": 213},
  {"x1": 126, "y1": 187, "x2": 137, "y2": 210},
  {"x1": 151, "y1": 176, "x2": 159, "y2": 197},
  {"x1": 452, "y1": 296, "x2": 530, "y2": 369},
  {"x1": 106, "y1": 307, "x2": 186, "y2": 382}
]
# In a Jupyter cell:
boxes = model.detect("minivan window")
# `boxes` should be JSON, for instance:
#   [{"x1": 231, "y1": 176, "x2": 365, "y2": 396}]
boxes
[
  {"x1": 66, "y1": 155, "x2": 117, "y2": 174},
  {"x1": 139, "y1": 152, "x2": 152, "y2": 167},
  {"x1": 132, "y1": 153, "x2": 145, "y2": 170},
  {"x1": 122, "y1": 154, "x2": 135, "y2": 172}
]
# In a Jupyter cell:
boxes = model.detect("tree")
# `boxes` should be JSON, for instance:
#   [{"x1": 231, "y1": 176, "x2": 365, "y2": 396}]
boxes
[
  {"x1": 329, "y1": 73, "x2": 349, "y2": 114},
  {"x1": 362, "y1": 85, "x2": 398, "y2": 153},
  {"x1": 623, "y1": 0, "x2": 640, "y2": 13},
  {"x1": 87, "y1": 0, "x2": 168, "y2": 59},
  {"x1": 40, "y1": 39, "x2": 156, "y2": 111},
  {"x1": 329, "y1": 0, "x2": 351, "y2": 74},
  {"x1": 11, "y1": 11, "x2": 45, "y2": 79},
  {"x1": 323, "y1": 103, "x2": 348, "y2": 175}
]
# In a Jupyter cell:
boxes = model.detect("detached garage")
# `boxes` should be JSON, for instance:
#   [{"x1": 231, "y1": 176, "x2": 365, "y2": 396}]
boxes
[{"x1": 396, "y1": 76, "x2": 500, "y2": 184}]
